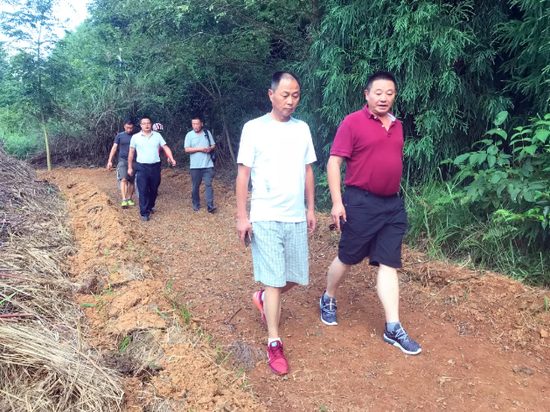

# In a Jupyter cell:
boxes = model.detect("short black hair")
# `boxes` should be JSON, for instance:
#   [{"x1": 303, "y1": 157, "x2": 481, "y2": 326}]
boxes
[
  {"x1": 366, "y1": 71, "x2": 397, "y2": 92},
  {"x1": 140, "y1": 116, "x2": 152, "y2": 123},
  {"x1": 191, "y1": 115, "x2": 203, "y2": 122},
  {"x1": 123, "y1": 118, "x2": 133, "y2": 126},
  {"x1": 271, "y1": 71, "x2": 301, "y2": 91}
]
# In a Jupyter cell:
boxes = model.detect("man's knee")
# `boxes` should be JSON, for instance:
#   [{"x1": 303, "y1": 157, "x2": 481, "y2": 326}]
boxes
[
  {"x1": 330, "y1": 256, "x2": 352, "y2": 276},
  {"x1": 334, "y1": 256, "x2": 351, "y2": 270},
  {"x1": 120, "y1": 178, "x2": 128, "y2": 184},
  {"x1": 378, "y1": 263, "x2": 398, "y2": 275}
]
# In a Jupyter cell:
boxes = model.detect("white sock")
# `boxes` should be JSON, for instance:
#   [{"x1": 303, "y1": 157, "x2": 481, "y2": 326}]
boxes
[
  {"x1": 261, "y1": 290, "x2": 265, "y2": 301},
  {"x1": 268, "y1": 337, "x2": 281, "y2": 346}
]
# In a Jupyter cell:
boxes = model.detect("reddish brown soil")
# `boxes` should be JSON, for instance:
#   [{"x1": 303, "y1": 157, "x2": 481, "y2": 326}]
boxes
[{"x1": 41, "y1": 167, "x2": 550, "y2": 412}]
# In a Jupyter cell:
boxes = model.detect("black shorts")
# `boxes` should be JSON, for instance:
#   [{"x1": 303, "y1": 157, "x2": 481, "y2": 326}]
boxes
[{"x1": 338, "y1": 186, "x2": 407, "y2": 268}]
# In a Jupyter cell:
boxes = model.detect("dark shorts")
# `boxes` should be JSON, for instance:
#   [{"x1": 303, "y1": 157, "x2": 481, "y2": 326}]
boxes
[
  {"x1": 116, "y1": 159, "x2": 136, "y2": 183},
  {"x1": 338, "y1": 186, "x2": 407, "y2": 268}
]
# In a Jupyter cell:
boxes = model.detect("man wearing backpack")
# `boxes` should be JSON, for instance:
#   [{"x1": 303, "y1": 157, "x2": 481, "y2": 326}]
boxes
[{"x1": 184, "y1": 115, "x2": 217, "y2": 213}]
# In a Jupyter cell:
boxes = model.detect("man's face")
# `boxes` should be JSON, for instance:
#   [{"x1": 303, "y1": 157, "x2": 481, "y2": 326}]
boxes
[
  {"x1": 365, "y1": 79, "x2": 396, "y2": 116},
  {"x1": 124, "y1": 124, "x2": 134, "y2": 134},
  {"x1": 191, "y1": 119, "x2": 203, "y2": 133},
  {"x1": 269, "y1": 77, "x2": 301, "y2": 120},
  {"x1": 140, "y1": 119, "x2": 152, "y2": 132}
]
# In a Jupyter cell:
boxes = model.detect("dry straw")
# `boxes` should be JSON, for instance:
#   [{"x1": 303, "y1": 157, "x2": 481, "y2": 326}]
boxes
[{"x1": 0, "y1": 150, "x2": 124, "y2": 411}]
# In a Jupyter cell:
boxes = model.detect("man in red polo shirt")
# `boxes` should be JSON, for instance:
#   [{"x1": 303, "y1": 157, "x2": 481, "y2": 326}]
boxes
[{"x1": 319, "y1": 71, "x2": 421, "y2": 355}]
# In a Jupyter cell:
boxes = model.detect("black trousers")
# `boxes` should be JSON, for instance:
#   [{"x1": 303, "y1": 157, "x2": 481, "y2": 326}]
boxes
[{"x1": 135, "y1": 162, "x2": 161, "y2": 217}]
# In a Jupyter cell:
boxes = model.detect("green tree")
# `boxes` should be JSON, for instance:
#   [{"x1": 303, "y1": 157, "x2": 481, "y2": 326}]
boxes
[
  {"x1": 298, "y1": 0, "x2": 512, "y2": 179},
  {"x1": 498, "y1": 0, "x2": 550, "y2": 115},
  {"x1": 0, "y1": 0, "x2": 66, "y2": 169}
]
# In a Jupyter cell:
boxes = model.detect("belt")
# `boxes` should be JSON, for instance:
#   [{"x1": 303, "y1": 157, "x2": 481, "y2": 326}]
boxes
[{"x1": 345, "y1": 185, "x2": 398, "y2": 199}]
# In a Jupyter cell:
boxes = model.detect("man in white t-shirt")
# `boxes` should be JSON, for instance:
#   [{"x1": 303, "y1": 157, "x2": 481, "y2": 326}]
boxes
[
  {"x1": 128, "y1": 117, "x2": 176, "y2": 221},
  {"x1": 236, "y1": 72, "x2": 317, "y2": 375}
]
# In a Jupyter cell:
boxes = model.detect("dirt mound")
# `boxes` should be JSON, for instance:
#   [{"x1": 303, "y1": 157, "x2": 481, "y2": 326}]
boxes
[
  {"x1": 0, "y1": 152, "x2": 123, "y2": 411},
  {"x1": 42, "y1": 168, "x2": 265, "y2": 411},
  {"x1": 400, "y1": 247, "x2": 550, "y2": 350}
]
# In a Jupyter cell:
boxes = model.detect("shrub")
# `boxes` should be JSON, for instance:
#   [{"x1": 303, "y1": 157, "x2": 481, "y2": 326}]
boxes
[
  {"x1": 0, "y1": 133, "x2": 42, "y2": 159},
  {"x1": 451, "y1": 111, "x2": 550, "y2": 237},
  {"x1": 406, "y1": 112, "x2": 550, "y2": 285}
]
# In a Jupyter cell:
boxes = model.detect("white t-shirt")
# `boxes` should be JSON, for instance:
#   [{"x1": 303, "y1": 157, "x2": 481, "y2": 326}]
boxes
[{"x1": 237, "y1": 114, "x2": 317, "y2": 222}]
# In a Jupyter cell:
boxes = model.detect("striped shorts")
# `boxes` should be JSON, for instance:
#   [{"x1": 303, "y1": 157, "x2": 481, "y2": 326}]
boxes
[{"x1": 250, "y1": 221, "x2": 309, "y2": 288}]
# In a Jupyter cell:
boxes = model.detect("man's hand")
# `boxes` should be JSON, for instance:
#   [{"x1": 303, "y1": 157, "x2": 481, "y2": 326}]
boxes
[
  {"x1": 331, "y1": 202, "x2": 347, "y2": 231},
  {"x1": 307, "y1": 209, "x2": 317, "y2": 234},
  {"x1": 107, "y1": 161, "x2": 112, "y2": 170},
  {"x1": 128, "y1": 167, "x2": 133, "y2": 176},
  {"x1": 237, "y1": 217, "x2": 253, "y2": 246},
  {"x1": 168, "y1": 157, "x2": 176, "y2": 167}
]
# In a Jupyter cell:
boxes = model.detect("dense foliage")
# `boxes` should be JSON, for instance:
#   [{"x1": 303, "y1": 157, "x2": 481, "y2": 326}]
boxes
[
  {"x1": 405, "y1": 112, "x2": 550, "y2": 284},
  {"x1": 1, "y1": 0, "x2": 549, "y2": 282}
]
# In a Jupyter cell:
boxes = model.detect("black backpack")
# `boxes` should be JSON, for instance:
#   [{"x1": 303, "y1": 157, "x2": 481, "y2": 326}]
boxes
[{"x1": 204, "y1": 129, "x2": 216, "y2": 164}]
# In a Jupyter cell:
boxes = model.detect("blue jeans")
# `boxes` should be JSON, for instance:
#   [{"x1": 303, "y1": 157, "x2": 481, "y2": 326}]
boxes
[{"x1": 190, "y1": 167, "x2": 214, "y2": 209}]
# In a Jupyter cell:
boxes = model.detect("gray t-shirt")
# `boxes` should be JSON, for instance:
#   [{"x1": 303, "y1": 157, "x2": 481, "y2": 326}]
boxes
[
  {"x1": 184, "y1": 129, "x2": 216, "y2": 169},
  {"x1": 114, "y1": 132, "x2": 133, "y2": 160}
]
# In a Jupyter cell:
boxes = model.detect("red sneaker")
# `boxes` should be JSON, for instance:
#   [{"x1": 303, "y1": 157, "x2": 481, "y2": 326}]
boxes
[
  {"x1": 252, "y1": 290, "x2": 267, "y2": 325},
  {"x1": 267, "y1": 341, "x2": 289, "y2": 375}
]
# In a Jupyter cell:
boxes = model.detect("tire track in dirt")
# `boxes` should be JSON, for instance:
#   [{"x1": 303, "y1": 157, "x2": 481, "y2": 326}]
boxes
[{"x1": 42, "y1": 168, "x2": 550, "y2": 412}]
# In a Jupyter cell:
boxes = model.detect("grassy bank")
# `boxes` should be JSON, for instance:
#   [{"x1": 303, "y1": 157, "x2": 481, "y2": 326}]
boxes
[{"x1": 403, "y1": 180, "x2": 550, "y2": 285}]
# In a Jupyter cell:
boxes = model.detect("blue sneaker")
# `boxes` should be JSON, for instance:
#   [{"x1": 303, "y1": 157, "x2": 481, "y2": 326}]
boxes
[
  {"x1": 383, "y1": 324, "x2": 422, "y2": 355},
  {"x1": 319, "y1": 293, "x2": 338, "y2": 326}
]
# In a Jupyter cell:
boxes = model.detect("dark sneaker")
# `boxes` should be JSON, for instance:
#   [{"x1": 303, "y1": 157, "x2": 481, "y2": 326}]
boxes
[
  {"x1": 252, "y1": 290, "x2": 267, "y2": 325},
  {"x1": 141, "y1": 215, "x2": 150, "y2": 221},
  {"x1": 383, "y1": 324, "x2": 422, "y2": 355},
  {"x1": 193, "y1": 205, "x2": 200, "y2": 211},
  {"x1": 208, "y1": 206, "x2": 217, "y2": 213},
  {"x1": 319, "y1": 293, "x2": 338, "y2": 326},
  {"x1": 267, "y1": 341, "x2": 289, "y2": 375}
]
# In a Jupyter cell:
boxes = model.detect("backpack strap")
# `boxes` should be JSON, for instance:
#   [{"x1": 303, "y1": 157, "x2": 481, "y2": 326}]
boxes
[{"x1": 204, "y1": 129, "x2": 213, "y2": 147}]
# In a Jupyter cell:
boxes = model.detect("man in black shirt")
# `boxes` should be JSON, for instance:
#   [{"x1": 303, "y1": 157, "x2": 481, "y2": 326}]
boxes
[{"x1": 107, "y1": 119, "x2": 137, "y2": 208}]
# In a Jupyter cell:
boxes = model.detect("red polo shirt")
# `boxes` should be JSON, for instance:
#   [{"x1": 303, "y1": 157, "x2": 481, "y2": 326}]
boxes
[{"x1": 330, "y1": 106, "x2": 403, "y2": 196}]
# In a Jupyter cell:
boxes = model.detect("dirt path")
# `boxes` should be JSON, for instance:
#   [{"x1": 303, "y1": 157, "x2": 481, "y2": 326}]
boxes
[{"x1": 42, "y1": 168, "x2": 550, "y2": 412}]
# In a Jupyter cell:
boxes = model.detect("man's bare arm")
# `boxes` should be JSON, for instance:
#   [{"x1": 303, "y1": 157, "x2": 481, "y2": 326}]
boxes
[
  {"x1": 305, "y1": 164, "x2": 316, "y2": 233},
  {"x1": 107, "y1": 143, "x2": 118, "y2": 169},
  {"x1": 127, "y1": 147, "x2": 136, "y2": 176},
  {"x1": 185, "y1": 146, "x2": 210, "y2": 154},
  {"x1": 236, "y1": 164, "x2": 252, "y2": 245},
  {"x1": 162, "y1": 145, "x2": 176, "y2": 166},
  {"x1": 327, "y1": 155, "x2": 346, "y2": 230}
]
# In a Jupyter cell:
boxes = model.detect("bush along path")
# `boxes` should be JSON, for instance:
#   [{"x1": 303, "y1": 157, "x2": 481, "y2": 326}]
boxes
[{"x1": 41, "y1": 167, "x2": 550, "y2": 412}]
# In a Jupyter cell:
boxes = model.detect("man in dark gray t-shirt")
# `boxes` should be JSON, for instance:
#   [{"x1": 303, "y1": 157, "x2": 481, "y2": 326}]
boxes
[{"x1": 107, "y1": 119, "x2": 137, "y2": 209}]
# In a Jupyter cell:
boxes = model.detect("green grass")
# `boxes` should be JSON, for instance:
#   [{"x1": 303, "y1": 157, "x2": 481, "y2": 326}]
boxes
[
  {"x1": 0, "y1": 133, "x2": 42, "y2": 159},
  {"x1": 403, "y1": 180, "x2": 550, "y2": 285},
  {"x1": 178, "y1": 303, "x2": 192, "y2": 324},
  {"x1": 118, "y1": 336, "x2": 131, "y2": 353},
  {"x1": 0, "y1": 292, "x2": 17, "y2": 306}
]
